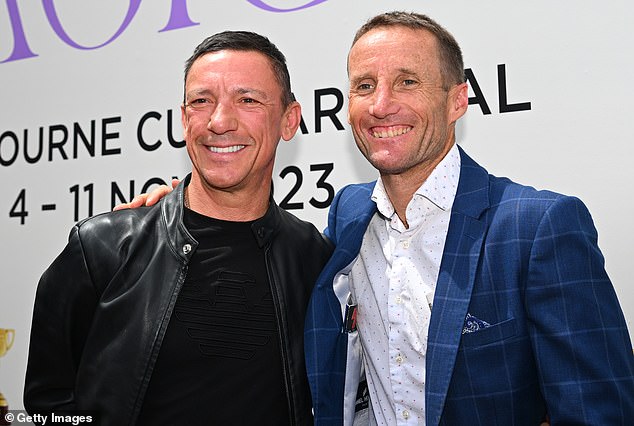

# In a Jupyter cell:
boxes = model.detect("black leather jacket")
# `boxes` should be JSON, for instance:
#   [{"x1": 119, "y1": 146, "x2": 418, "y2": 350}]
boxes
[{"x1": 24, "y1": 176, "x2": 333, "y2": 425}]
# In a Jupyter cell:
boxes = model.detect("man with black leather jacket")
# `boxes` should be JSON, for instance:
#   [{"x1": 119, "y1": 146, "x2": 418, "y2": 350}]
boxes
[{"x1": 24, "y1": 31, "x2": 332, "y2": 426}]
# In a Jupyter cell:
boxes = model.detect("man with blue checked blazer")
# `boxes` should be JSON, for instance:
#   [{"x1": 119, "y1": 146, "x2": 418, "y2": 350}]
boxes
[{"x1": 304, "y1": 11, "x2": 634, "y2": 425}]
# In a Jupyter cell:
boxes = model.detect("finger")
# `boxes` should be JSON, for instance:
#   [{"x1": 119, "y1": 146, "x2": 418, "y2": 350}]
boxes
[
  {"x1": 112, "y1": 202, "x2": 131, "y2": 211},
  {"x1": 171, "y1": 178, "x2": 181, "y2": 189},
  {"x1": 145, "y1": 186, "x2": 171, "y2": 206},
  {"x1": 128, "y1": 194, "x2": 148, "y2": 208},
  {"x1": 113, "y1": 194, "x2": 145, "y2": 211}
]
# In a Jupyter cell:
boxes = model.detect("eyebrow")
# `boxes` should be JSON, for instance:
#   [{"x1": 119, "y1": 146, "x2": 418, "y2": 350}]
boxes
[
  {"x1": 186, "y1": 87, "x2": 271, "y2": 100},
  {"x1": 396, "y1": 67, "x2": 420, "y2": 76},
  {"x1": 349, "y1": 73, "x2": 373, "y2": 86},
  {"x1": 350, "y1": 67, "x2": 423, "y2": 86},
  {"x1": 235, "y1": 87, "x2": 270, "y2": 100},
  {"x1": 185, "y1": 88, "x2": 212, "y2": 100}
]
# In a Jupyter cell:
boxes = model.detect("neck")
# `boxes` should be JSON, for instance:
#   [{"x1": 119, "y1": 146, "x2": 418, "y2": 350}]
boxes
[
  {"x1": 381, "y1": 173, "x2": 420, "y2": 229},
  {"x1": 185, "y1": 178, "x2": 271, "y2": 221},
  {"x1": 381, "y1": 143, "x2": 455, "y2": 227}
]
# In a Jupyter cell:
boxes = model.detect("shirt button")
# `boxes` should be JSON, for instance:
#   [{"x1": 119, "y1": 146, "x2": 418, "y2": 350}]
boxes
[
  {"x1": 395, "y1": 296, "x2": 402, "y2": 304},
  {"x1": 402, "y1": 410, "x2": 410, "y2": 419},
  {"x1": 395, "y1": 355, "x2": 403, "y2": 364},
  {"x1": 401, "y1": 240, "x2": 410, "y2": 249}
]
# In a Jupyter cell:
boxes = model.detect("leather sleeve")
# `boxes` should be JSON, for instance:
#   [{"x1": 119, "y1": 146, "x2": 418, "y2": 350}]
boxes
[{"x1": 24, "y1": 225, "x2": 98, "y2": 415}]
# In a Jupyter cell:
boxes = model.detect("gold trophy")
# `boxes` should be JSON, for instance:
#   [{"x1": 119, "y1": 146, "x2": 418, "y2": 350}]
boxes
[{"x1": 0, "y1": 328, "x2": 14, "y2": 425}]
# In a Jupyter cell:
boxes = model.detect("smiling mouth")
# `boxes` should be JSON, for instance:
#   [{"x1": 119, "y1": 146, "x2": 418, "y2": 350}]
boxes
[
  {"x1": 208, "y1": 145, "x2": 245, "y2": 153},
  {"x1": 371, "y1": 126, "x2": 412, "y2": 139}
]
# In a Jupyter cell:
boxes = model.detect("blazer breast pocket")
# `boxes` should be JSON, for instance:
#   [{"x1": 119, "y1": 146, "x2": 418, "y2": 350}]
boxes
[{"x1": 459, "y1": 317, "x2": 517, "y2": 348}]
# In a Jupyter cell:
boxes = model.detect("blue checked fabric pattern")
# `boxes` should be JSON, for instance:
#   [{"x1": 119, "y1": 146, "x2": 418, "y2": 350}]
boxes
[{"x1": 305, "y1": 147, "x2": 634, "y2": 425}]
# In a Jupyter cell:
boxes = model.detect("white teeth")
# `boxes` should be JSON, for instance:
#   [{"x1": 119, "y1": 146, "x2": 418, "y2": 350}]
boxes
[
  {"x1": 208, "y1": 145, "x2": 245, "y2": 153},
  {"x1": 372, "y1": 127, "x2": 411, "y2": 138}
]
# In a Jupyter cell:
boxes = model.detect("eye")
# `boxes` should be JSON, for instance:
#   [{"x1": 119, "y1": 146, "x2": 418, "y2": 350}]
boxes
[
  {"x1": 402, "y1": 79, "x2": 418, "y2": 86},
  {"x1": 354, "y1": 82, "x2": 374, "y2": 93},
  {"x1": 240, "y1": 97, "x2": 259, "y2": 104},
  {"x1": 187, "y1": 98, "x2": 212, "y2": 109}
]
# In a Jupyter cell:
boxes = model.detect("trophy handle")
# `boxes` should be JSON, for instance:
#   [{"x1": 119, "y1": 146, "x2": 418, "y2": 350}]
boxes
[{"x1": 5, "y1": 330, "x2": 13, "y2": 352}]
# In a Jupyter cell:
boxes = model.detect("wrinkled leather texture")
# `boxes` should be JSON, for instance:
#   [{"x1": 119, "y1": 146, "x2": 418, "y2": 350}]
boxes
[{"x1": 24, "y1": 175, "x2": 333, "y2": 426}]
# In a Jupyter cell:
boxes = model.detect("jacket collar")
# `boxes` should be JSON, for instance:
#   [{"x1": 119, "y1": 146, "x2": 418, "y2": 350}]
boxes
[
  {"x1": 251, "y1": 194, "x2": 281, "y2": 248},
  {"x1": 161, "y1": 173, "x2": 197, "y2": 263},
  {"x1": 162, "y1": 173, "x2": 281, "y2": 253},
  {"x1": 452, "y1": 145, "x2": 490, "y2": 219}
]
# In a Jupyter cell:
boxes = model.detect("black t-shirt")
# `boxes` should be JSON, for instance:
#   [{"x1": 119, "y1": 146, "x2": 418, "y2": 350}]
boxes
[{"x1": 137, "y1": 207, "x2": 290, "y2": 426}]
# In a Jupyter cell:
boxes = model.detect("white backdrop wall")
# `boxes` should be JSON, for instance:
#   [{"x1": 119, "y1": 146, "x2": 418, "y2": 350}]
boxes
[{"x1": 1, "y1": 0, "x2": 632, "y2": 411}]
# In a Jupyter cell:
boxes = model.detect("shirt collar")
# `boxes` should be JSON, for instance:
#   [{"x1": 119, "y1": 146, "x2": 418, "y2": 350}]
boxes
[{"x1": 371, "y1": 143, "x2": 461, "y2": 223}]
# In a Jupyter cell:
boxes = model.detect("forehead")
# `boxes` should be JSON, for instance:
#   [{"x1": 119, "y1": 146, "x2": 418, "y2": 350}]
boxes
[
  {"x1": 186, "y1": 49, "x2": 281, "y2": 92},
  {"x1": 348, "y1": 26, "x2": 441, "y2": 77}
]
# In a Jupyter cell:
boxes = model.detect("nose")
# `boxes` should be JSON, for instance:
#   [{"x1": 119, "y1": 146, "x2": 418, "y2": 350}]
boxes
[
  {"x1": 369, "y1": 83, "x2": 399, "y2": 118},
  {"x1": 207, "y1": 102, "x2": 238, "y2": 134}
]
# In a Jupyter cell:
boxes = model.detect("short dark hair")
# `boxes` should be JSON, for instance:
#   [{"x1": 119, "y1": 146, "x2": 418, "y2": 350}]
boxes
[
  {"x1": 351, "y1": 11, "x2": 465, "y2": 87},
  {"x1": 183, "y1": 31, "x2": 294, "y2": 106}
]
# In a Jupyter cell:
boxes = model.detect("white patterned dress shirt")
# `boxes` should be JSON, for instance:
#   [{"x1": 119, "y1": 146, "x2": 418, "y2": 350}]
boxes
[{"x1": 349, "y1": 144, "x2": 460, "y2": 425}]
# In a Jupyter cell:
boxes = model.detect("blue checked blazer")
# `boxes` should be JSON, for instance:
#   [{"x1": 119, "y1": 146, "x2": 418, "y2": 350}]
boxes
[{"x1": 305, "y1": 147, "x2": 634, "y2": 425}]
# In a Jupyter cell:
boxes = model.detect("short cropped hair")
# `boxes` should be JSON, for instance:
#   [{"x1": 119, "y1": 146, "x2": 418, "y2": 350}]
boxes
[
  {"x1": 351, "y1": 11, "x2": 465, "y2": 87},
  {"x1": 184, "y1": 31, "x2": 294, "y2": 106}
]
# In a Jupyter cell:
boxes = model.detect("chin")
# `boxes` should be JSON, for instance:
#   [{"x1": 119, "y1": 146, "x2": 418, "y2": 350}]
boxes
[
  {"x1": 367, "y1": 154, "x2": 401, "y2": 171},
  {"x1": 199, "y1": 172, "x2": 244, "y2": 190}
]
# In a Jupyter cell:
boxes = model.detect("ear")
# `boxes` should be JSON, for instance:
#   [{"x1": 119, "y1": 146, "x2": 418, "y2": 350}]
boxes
[
  {"x1": 181, "y1": 104, "x2": 189, "y2": 136},
  {"x1": 448, "y1": 82, "x2": 468, "y2": 124},
  {"x1": 281, "y1": 101, "x2": 302, "y2": 141}
]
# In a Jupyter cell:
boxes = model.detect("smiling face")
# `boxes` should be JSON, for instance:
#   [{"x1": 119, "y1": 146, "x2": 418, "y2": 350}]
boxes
[
  {"x1": 181, "y1": 49, "x2": 300, "y2": 198},
  {"x1": 347, "y1": 26, "x2": 467, "y2": 183}
]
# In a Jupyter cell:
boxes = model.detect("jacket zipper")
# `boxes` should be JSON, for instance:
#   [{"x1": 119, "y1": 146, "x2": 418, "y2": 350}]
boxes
[
  {"x1": 264, "y1": 245, "x2": 296, "y2": 424},
  {"x1": 129, "y1": 263, "x2": 189, "y2": 425}
]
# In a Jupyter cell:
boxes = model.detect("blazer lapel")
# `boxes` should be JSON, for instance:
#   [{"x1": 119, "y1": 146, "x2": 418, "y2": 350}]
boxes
[
  {"x1": 325, "y1": 183, "x2": 378, "y2": 276},
  {"x1": 425, "y1": 147, "x2": 489, "y2": 426},
  {"x1": 305, "y1": 183, "x2": 378, "y2": 423}
]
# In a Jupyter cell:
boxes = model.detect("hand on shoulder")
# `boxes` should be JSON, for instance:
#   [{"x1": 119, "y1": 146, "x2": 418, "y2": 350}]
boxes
[{"x1": 112, "y1": 179, "x2": 179, "y2": 210}]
